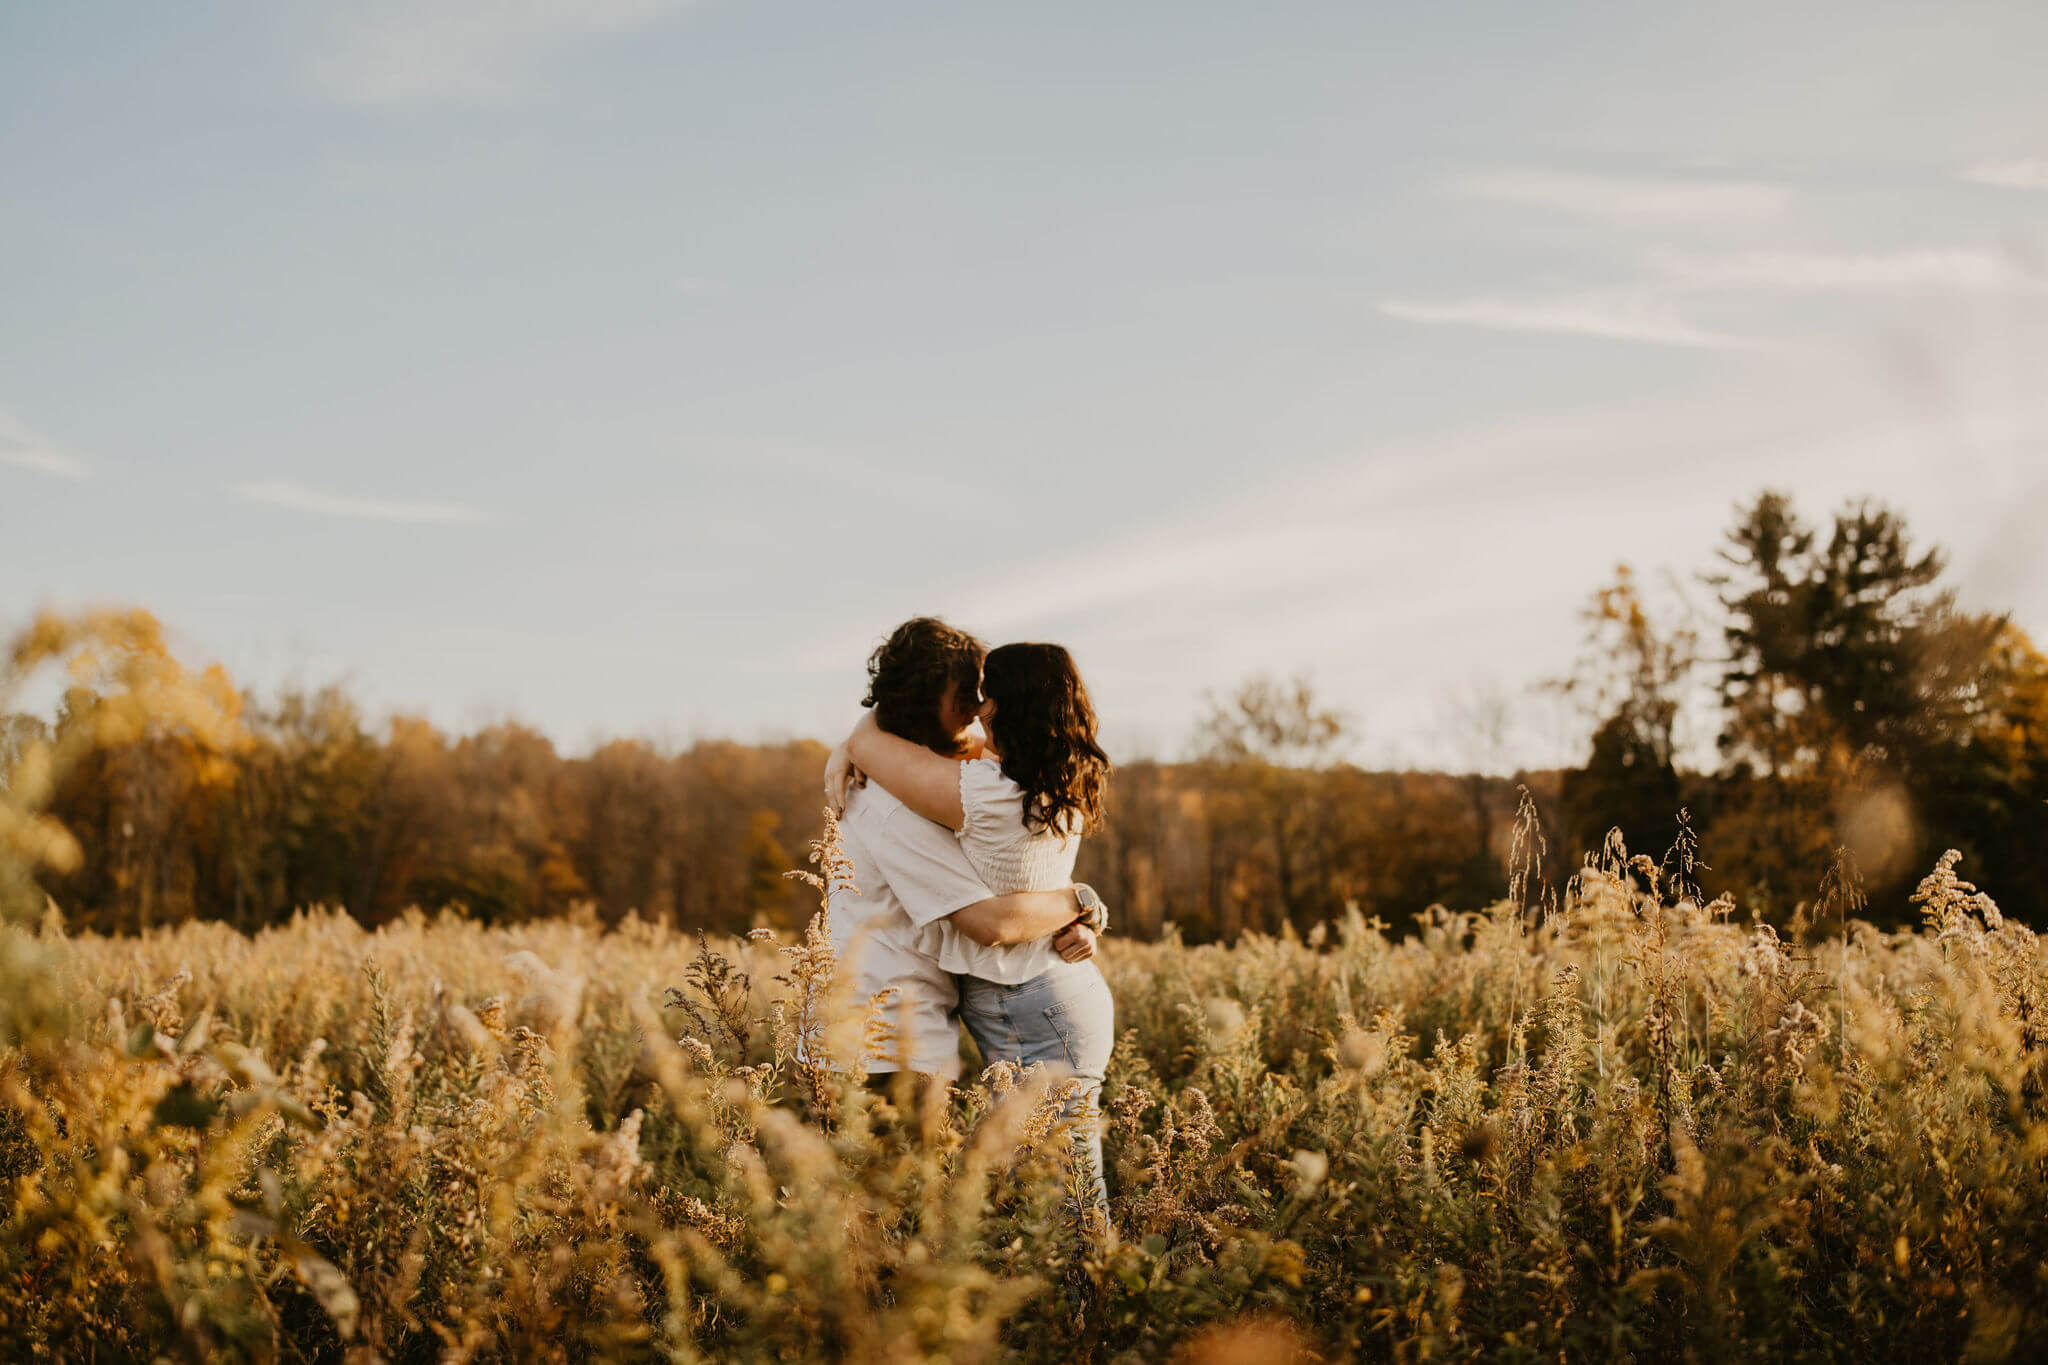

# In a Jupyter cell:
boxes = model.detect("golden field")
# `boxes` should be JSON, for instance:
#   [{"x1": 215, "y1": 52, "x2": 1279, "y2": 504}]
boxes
[{"x1": 3, "y1": 818, "x2": 2045, "y2": 1363}]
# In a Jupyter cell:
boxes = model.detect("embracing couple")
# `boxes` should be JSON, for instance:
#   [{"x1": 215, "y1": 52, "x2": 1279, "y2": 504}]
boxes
[{"x1": 822, "y1": 617, "x2": 1116, "y2": 1204}]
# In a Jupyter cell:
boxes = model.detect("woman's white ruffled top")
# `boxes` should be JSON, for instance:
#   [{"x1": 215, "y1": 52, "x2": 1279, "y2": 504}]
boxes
[{"x1": 913, "y1": 757, "x2": 1079, "y2": 985}]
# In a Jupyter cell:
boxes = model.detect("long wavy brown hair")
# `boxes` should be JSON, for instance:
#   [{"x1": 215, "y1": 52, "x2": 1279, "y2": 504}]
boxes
[
  {"x1": 863, "y1": 617, "x2": 987, "y2": 757},
  {"x1": 981, "y1": 642, "x2": 1111, "y2": 836}
]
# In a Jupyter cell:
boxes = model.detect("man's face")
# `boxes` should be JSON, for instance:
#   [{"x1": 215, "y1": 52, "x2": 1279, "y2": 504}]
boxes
[{"x1": 936, "y1": 673, "x2": 983, "y2": 745}]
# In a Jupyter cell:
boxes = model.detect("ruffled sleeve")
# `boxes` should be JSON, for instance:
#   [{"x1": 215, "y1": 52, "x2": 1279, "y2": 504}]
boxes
[{"x1": 957, "y1": 756, "x2": 1025, "y2": 845}]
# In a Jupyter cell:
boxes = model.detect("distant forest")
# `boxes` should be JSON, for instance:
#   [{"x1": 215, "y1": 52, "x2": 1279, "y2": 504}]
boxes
[{"x1": 13, "y1": 491, "x2": 2048, "y2": 937}]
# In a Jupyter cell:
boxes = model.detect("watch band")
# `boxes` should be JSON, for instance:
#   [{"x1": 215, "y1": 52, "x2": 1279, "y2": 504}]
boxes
[{"x1": 1074, "y1": 882, "x2": 1110, "y2": 934}]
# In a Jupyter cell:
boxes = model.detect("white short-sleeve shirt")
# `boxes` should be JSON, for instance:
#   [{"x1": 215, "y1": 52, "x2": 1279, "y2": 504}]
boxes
[
  {"x1": 829, "y1": 782, "x2": 996, "y2": 1078},
  {"x1": 913, "y1": 757, "x2": 1080, "y2": 986}
]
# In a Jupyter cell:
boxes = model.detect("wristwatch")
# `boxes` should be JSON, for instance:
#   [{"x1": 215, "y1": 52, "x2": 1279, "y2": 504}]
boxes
[{"x1": 1074, "y1": 882, "x2": 1110, "y2": 935}]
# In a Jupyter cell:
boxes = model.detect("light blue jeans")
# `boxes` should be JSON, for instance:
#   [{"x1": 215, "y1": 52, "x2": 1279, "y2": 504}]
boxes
[{"x1": 956, "y1": 960, "x2": 1115, "y2": 1214}]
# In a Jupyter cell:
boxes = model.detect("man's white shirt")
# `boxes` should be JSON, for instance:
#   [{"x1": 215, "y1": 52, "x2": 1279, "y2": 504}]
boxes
[{"x1": 828, "y1": 781, "x2": 997, "y2": 1079}]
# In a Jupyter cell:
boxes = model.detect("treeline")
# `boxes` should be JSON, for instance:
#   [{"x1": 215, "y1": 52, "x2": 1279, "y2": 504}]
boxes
[
  {"x1": 29, "y1": 680, "x2": 1557, "y2": 939},
  {"x1": 1079, "y1": 760, "x2": 1560, "y2": 941},
  {"x1": 38, "y1": 700, "x2": 829, "y2": 935},
  {"x1": 14, "y1": 490, "x2": 2048, "y2": 938}
]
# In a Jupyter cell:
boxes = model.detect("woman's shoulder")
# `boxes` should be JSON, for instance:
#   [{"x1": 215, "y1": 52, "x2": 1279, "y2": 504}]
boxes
[
  {"x1": 961, "y1": 753, "x2": 1008, "y2": 779},
  {"x1": 959, "y1": 755, "x2": 1023, "y2": 806},
  {"x1": 959, "y1": 756, "x2": 1082, "y2": 847}
]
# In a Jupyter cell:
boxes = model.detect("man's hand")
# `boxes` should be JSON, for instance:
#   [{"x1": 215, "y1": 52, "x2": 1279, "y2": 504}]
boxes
[
  {"x1": 824, "y1": 744, "x2": 866, "y2": 817},
  {"x1": 1052, "y1": 922, "x2": 1098, "y2": 963}
]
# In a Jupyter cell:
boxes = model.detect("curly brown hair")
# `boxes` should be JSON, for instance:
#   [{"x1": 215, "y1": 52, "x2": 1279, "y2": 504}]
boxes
[
  {"x1": 982, "y1": 643, "x2": 1110, "y2": 836},
  {"x1": 863, "y1": 617, "x2": 988, "y2": 757}
]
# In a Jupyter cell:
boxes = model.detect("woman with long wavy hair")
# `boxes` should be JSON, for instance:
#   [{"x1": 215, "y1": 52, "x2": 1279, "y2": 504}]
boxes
[{"x1": 827, "y1": 642, "x2": 1115, "y2": 1211}]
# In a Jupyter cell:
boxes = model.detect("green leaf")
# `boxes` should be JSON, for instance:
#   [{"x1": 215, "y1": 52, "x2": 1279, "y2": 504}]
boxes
[{"x1": 1142, "y1": 1234, "x2": 1168, "y2": 1259}]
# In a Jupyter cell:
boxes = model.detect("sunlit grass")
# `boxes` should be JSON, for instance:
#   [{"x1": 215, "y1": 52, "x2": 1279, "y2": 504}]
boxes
[{"x1": 2, "y1": 808, "x2": 2044, "y2": 1361}]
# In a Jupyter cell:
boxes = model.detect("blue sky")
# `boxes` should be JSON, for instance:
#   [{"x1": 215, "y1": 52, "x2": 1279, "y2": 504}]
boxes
[{"x1": 5, "y1": 1, "x2": 2045, "y2": 768}]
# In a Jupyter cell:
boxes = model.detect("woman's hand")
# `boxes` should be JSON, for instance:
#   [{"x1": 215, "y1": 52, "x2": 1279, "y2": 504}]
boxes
[
  {"x1": 1052, "y1": 922, "x2": 1098, "y2": 963},
  {"x1": 824, "y1": 743, "x2": 866, "y2": 817}
]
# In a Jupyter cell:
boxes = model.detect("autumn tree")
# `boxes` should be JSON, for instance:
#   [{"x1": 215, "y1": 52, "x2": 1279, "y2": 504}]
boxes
[
  {"x1": 1553, "y1": 565, "x2": 1700, "y2": 865},
  {"x1": 560, "y1": 738, "x2": 682, "y2": 922},
  {"x1": 742, "y1": 809, "x2": 796, "y2": 928},
  {"x1": 1923, "y1": 622, "x2": 2048, "y2": 920},
  {"x1": 2, "y1": 610, "x2": 242, "y2": 933},
  {"x1": 211, "y1": 687, "x2": 384, "y2": 928},
  {"x1": 1194, "y1": 675, "x2": 1350, "y2": 934}
]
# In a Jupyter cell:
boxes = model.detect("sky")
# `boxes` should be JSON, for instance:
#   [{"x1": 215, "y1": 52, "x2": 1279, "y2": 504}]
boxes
[{"x1": 4, "y1": 1, "x2": 2046, "y2": 771}]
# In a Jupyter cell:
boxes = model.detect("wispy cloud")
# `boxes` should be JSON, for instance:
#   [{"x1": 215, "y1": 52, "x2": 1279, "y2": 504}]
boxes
[
  {"x1": 313, "y1": 0, "x2": 698, "y2": 107},
  {"x1": 1652, "y1": 246, "x2": 2048, "y2": 294},
  {"x1": 232, "y1": 480, "x2": 489, "y2": 524},
  {"x1": 1382, "y1": 243, "x2": 2048, "y2": 356},
  {"x1": 1455, "y1": 169, "x2": 1789, "y2": 230},
  {"x1": 1961, "y1": 159, "x2": 2048, "y2": 191},
  {"x1": 1, "y1": 449, "x2": 89, "y2": 480},
  {"x1": 0, "y1": 405, "x2": 89, "y2": 479},
  {"x1": 1379, "y1": 291, "x2": 1759, "y2": 350}
]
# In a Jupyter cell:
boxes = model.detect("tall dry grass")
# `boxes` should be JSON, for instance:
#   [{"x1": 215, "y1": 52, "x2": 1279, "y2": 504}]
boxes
[{"x1": 2, "y1": 800, "x2": 2044, "y2": 1361}]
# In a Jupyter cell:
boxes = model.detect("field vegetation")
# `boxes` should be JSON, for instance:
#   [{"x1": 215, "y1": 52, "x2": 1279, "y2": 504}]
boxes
[{"x1": 4, "y1": 798, "x2": 2047, "y2": 1359}]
